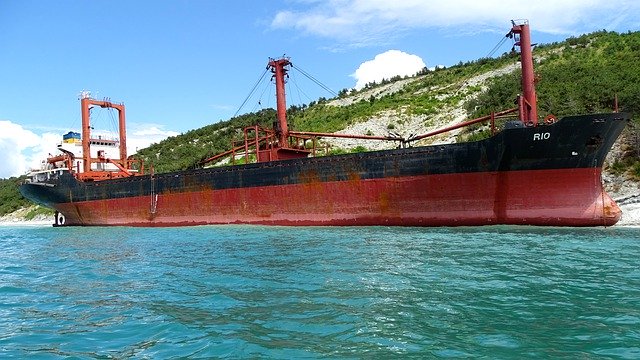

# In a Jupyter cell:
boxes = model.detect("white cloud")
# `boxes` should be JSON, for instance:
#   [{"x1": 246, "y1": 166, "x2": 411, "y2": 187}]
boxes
[
  {"x1": 271, "y1": 0, "x2": 639, "y2": 45},
  {"x1": 0, "y1": 120, "x2": 179, "y2": 178},
  {"x1": 0, "y1": 121, "x2": 59, "y2": 178},
  {"x1": 89, "y1": 123, "x2": 179, "y2": 155},
  {"x1": 208, "y1": 104, "x2": 234, "y2": 111},
  {"x1": 352, "y1": 50, "x2": 426, "y2": 90},
  {"x1": 127, "y1": 123, "x2": 180, "y2": 154}
]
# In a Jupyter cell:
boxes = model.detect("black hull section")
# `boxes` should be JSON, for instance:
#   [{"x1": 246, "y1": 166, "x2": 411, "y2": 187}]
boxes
[{"x1": 20, "y1": 113, "x2": 629, "y2": 226}]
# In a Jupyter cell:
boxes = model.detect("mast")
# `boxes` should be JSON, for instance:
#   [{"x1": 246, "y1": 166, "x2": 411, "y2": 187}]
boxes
[
  {"x1": 80, "y1": 97, "x2": 92, "y2": 174},
  {"x1": 510, "y1": 20, "x2": 538, "y2": 125},
  {"x1": 268, "y1": 57, "x2": 291, "y2": 147},
  {"x1": 79, "y1": 96, "x2": 130, "y2": 178}
]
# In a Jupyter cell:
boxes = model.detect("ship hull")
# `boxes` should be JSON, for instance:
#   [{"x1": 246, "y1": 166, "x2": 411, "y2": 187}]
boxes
[{"x1": 20, "y1": 113, "x2": 629, "y2": 227}]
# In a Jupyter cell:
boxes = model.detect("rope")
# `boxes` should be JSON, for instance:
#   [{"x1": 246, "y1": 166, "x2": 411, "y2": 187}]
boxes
[
  {"x1": 291, "y1": 64, "x2": 337, "y2": 97},
  {"x1": 485, "y1": 32, "x2": 511, "y2": 59},
  {"x1": 288, "y1": 67, "x2": 304, "y2": 105},
  {"x1": 107, "y1": 107, "x2": 119, "y2": 136},
  {"x1": 289, "y1": 71, "x2": 313, "y2": 104},
  {"x1": 233, "y1": 68, "x2": 269, "y2": 118},
  {"x1": 251, "y1": 77, "x2": 274, "y2": 113}
]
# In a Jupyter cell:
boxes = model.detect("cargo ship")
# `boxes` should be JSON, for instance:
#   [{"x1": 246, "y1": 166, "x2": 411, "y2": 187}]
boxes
[{"x1": 20, "y1": 22, "x2": 630, "y2": 227}]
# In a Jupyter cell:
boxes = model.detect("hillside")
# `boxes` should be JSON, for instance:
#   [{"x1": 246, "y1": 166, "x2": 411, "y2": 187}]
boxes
[
  {"x1": 2, "y1": 29, "x2": 640, "y2": 219},
  {"x1": 0, "y1": 176, "x2": 53, "y2": 219},
  {"x1": 134, "y1": 29, "x2": 640, "y2": 174},
  {"x1": 0, "y1": 176, "x2": 31, "y2": 215}
]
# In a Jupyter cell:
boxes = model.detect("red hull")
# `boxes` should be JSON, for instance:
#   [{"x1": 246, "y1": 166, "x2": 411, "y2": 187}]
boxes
[{"x1": 55, "y1": 168, "x2": 620, "y2": 227}]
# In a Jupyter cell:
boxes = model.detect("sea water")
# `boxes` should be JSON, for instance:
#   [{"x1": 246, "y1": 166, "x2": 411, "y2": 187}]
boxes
[{"x1": 0, "y1": 225, "x2": 638, "y2": 359}]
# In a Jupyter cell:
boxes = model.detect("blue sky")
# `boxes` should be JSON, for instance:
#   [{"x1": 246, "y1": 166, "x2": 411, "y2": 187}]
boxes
[{"x1": 1, "y1": 0, "x2": 639, "y2": 177}]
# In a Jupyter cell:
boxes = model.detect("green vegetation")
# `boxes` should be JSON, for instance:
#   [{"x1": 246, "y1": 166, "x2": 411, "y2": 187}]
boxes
[
  {"x1": 0, "y1": 177, "x2": 31, "y2": 216},
  {"x1": 466, "y1": 30, "x2": 640, "y2": 119},
  {"x1": 462, "y1": 30, "x2": 640, "y2": 173},
  {"x1": 135, "y1": 109, "x2": 278, "y2": 173},
  {"x1": 324, "y1": 145, "x2": 369, "y2": 156},
  {"x1": 24, "y1": 206, "x2": 54, "y2": 220},
  {"x1": 1, "y1": 176, "x2": 56, "y2": 218},
  {"x1": 290, "y1": 54, "x2": 519, "y2": 134}
]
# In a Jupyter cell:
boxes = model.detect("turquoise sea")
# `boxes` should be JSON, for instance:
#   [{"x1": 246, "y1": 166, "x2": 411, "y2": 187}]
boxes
[{"x1": 0, "y1": 225, "x2": 639, "y2": 359}]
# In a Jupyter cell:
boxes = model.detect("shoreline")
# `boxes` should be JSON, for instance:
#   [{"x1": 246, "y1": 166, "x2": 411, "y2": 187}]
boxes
[
  {"x1": 0, "y1": 220, "x2": 52, "y2": 227},
  {"x1": 2, "y1": 203, "x2": 639, "y2": 228},
  {"x1": 616, "y1": 203, "x2": 640, "y2": 227}
]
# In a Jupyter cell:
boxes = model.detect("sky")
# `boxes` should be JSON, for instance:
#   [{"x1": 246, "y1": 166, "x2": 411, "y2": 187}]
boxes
[{"x1": 1, "y1": 0, "x2": 639, "y2": 178}]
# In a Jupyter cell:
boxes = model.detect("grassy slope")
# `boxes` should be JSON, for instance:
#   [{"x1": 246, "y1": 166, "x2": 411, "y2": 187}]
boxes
[{"x1": 0, "y1": 176, "x2": 31, "y2": 215}]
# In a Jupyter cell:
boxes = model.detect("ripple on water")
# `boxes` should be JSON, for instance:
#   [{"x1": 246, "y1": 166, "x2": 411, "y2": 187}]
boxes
[{"x1": 0, "y1": 225, "x2": 638, "y2": 358}]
